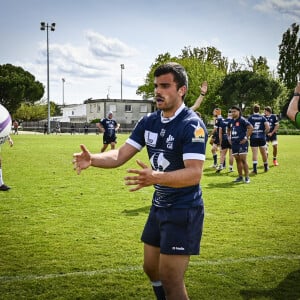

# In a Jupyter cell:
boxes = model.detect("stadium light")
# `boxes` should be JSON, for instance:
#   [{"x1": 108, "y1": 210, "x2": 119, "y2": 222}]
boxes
[
  {"x1": 40, "y1": 22, "x2": 56, "y2": 134},
  {"x1": 120, "y1": 64, "x2": 125, "y2": 101},
  {"x1": 62, "y1": 78, "x2": 65, "y2": 106}
]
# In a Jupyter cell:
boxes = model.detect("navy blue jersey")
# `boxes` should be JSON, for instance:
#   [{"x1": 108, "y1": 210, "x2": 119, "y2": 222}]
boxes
[
  {"x1": 127, "y1": 105, "x2": 208, "y2": 208},
  {"x1": 219, "y1": 117, "x2": 231, "y2": 141},
  {"x1": 212, "y1": 116, "x2": 223, "y2": 144},
  {"x1": 230, "y1": 116, "x2": 250, "y2": 144},
  {"x1": 248, "y1": 113, "x2": 267, "y2": 140},
  {"x1": 265, "y1": 114, "x2": 278, "y2": 132},
  {"x1": 100, "y1": 118, "x2": 118, "y2": 137}
]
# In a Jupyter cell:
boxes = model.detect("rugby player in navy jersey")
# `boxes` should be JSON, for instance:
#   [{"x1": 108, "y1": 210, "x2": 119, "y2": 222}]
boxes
[
  {"x1": 97, "y1": 111, "x2": 120, "y2": 152},
  {"x1": 73, "y1": 62, "x2": 208, "y2": 300},
  {"x1": 248, "y1": 104, "x2": 270, "y2": 174},
  {"x1": 216, "y1": 109, "x2": 234, "y2": 173},
  {"x1": 229, "y1": 105, "x2": 253, "y2": 183},
  {"x1": 209, "y1": 108, "x2": 222, "y2": 168},
  {"x1": 264, "y1": 106, "x2": 280, "y2": 166}
]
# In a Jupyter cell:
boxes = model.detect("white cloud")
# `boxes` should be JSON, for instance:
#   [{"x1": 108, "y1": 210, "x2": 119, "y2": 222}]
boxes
[
  {"x1": 34, "y1": 31, "x2": 142, "y2": 83},
  {"x1": 254, "y1": 0, "x2": 300, "y2": 20},
  {"x1": 86, "y1": 31, "x2": 139, "y2": 58}
]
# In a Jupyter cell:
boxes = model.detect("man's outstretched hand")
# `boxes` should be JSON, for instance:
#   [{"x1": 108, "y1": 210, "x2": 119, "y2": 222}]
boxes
[{"x1": 73, "y1": 144, "x2": 92, "y2": 175}]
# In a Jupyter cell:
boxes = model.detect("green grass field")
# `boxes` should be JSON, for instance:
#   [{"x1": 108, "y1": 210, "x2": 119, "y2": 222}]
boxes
[{"x1": 0, "y1": 133, "x2": 299, "y2": 299}]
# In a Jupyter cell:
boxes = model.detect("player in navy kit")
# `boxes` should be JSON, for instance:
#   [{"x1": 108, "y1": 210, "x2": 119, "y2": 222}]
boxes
[
  {"x1": 248, "y1": 104, "x2": 270, "y2": 174},
  {"x1": 210, "y1": 108, "x2": 222, "y2": 168},
  {"x1": 229, "y1": 105, "x2": 253, "y2": 183},
  {"x1": 216, "y1": 109, "x2": 234, "y2": 173},
  {"x1": 97, "y1": 112, "x2": 120, "y2": 152},
  {"x1": 73, "y1": 62, "x2": 208, "y2": 300},
  {"x1": 264, "y1": 106, "x2": 279, "y2": 166}
]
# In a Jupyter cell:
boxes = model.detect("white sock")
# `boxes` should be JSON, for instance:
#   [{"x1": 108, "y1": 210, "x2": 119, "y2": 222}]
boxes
[{"x1": 0, "y1": 168, "x2": 4, "y2": 185}]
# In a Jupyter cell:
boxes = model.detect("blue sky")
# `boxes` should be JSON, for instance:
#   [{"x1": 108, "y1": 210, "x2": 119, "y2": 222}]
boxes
[{"x1": 0, "y1": 0, "x2": 299, "y2": 105}]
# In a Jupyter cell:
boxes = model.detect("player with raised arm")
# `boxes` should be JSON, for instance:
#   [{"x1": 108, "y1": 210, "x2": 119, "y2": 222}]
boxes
[{"x1": 189, "y1": 81, "x2": 208, "y2": 112}]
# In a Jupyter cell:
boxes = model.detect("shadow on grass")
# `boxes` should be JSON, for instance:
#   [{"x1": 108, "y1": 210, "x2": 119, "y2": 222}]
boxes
[
  {"x1": 240, "y1": 269, "x2": 300, "y2": 300},
  {"x1": 206, "y1": 181, "x2": 240, "y2": 188},
  {"x1": 122, "y1": 205, "x2": 151, "y2": 216}
]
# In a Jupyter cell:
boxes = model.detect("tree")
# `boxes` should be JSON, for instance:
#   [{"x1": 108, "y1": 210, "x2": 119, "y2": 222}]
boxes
[
  {"x1": 277, "y1": 23, "x2": 300, "y2": 90},
  {"x1": 219, "y1": 70, "x2": 283, "y2": 115},
  {"x1": 14, "y1": 101, "x2": 61, "y2": 121},
  {"x1": 0, "y1": 64, "x2": 44, "y2": 114},
  {"x1": 245, "y1": 55, "x2": 270, "y2": 76},
  {"x1": 180, "y1": 46, "x2": 228, "y2": 73},
  {"x1": 136, "y1": 47, "x2": 226, "y2": 121}
]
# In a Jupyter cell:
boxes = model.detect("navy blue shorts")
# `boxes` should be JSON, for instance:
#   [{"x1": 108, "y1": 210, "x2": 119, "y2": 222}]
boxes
[
  {"x1": 103, "y1": 135, "x2": 116, "y2": 144},
  {"x1": 232, "y1": 142, "x2": 249, "y2": 155},
  {"x1": 221, "y1": 139, "x2": 231, "y2": 150},
  {"x1": 266, "y1": 134, "x2": 277, "y2": 143},
  {"x1": 141, "y1": 205, "x2": 204, "y2": 255},
  {"x1": 250, "y1": 138, "x2": 266, "y2": 147}
]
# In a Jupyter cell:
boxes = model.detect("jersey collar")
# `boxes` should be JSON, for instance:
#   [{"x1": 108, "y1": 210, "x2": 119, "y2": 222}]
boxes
[{"x1": 161, "y1": 103, "x2": 185, "y2": 123}]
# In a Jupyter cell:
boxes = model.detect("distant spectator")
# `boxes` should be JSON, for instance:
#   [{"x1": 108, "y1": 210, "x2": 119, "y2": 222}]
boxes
[
  {"x1": 55, "y1": 122, "x2": 61, "y2": 135},
  {"x1": 71, "y1": 124, "x2": 75, "y2": 135},
  {"x1": 44, "y1": 123, "x2": 48, "y2": 135},
  {"x1": 13, "y1": 120, "x2": 19, "y2": 135},
  {"x1": 84, "y1": 123, "x2": 89, "y2": 135}
]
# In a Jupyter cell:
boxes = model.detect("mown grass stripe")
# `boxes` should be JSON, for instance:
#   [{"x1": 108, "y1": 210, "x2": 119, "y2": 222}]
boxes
[{"x1": 1, "y1": 254, "x2": 299, "y2": 283}]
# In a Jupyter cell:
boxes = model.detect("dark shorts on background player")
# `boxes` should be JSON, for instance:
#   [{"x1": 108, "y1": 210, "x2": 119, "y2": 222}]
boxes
[
  {"x1": 221, "y1": 139, "x2": 231, "y2": 150},
  {"x1": 231, "y1": 142, "x2": 249, "y2": 155},
  {"x1": 266, "y1": 133, "x2": 277, "y2": 143},
  {"x1": 250, "y1": 138, "x2": 266, "y2": 147},
  {"x1": 141, "y1": 205, "x2": 204, "y2": 255},
  {"x1": 103, "y1": 135, "x2": 117, "y2": 144}
]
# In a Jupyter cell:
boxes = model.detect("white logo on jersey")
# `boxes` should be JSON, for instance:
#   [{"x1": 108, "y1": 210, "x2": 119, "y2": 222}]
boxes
[
  {"x1": 145, "y1": 130, "x2": 158, "y2": 147},
  {"x1": 150, "y1": 153, "x2": 170, "y2": 171},
  {"x1": 166, "y1": 134, "x2": 174, "y2": 149}
]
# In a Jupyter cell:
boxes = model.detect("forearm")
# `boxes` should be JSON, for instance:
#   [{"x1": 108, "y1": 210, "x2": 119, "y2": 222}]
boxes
[
  {"x1": 91, "y1": 144, "x2": 137, "y2": 168},
  {"x1": 151, "y1": 162, "x2": 203, "y2": 188},
  {"x1": 287, "y1": 96, "x2": 299, "y2": 121},
  {"x1": 190, "y1": 95, "x2": 204, "y2": 111},
  {"x1": 90, "y1": 150, "x2": 123, "y2": 168}
]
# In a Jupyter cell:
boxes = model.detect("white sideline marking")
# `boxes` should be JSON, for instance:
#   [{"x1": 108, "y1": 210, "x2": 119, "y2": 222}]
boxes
[{"x1": 0, "y1": 254, "x2": 299, "y2": 283}]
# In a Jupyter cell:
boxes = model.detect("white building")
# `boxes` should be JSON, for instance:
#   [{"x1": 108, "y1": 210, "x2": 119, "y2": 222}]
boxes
[{"x1": 58, "y1": 98, "x2": 155, "y2": 127}]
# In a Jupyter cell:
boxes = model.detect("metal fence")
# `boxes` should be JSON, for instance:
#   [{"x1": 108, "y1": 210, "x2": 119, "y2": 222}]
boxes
[{"x1": 18, "y1": 121, "x2": 135, "y2": 134}]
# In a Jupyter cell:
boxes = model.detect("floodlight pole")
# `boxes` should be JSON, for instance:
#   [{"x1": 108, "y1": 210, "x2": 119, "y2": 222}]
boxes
[
  {"x1": 62, "y1": 78, "x2": 65, "y2": 106},
  {"x1": 40, "y1": 22, "x2": 56, "y2": 134},
  {"x1": 120, "y1": 64, "x2": 125, "y2": 101}
]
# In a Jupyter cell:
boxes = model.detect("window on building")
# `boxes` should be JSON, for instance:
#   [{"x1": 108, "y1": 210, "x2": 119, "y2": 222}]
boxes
[
  {"x1": 140, "y1": 105, "x2": 147, "y2": 113},
  {"x1": 97, "y1": 104, "x2": 101, "y2": 112},
  {"x1": 109, "y1": 105, "x2": 116, "y2": 112},
  {"x1": 125, "y1": 105, "x2": 132, "y2": 112}
]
